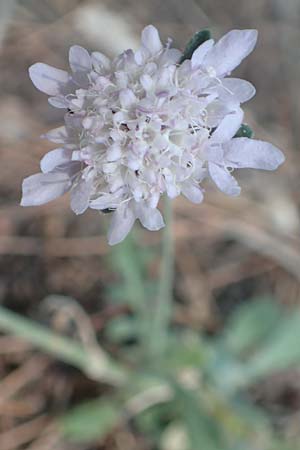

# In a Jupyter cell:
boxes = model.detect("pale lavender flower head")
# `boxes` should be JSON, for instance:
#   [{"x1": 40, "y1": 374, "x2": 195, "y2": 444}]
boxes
[{"x1": 21, "y1": 25, "x2": 284, "y2": 244}]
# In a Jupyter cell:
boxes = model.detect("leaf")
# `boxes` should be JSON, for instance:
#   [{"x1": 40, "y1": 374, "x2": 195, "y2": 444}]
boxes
[
  {"x1": 234, "y1": 123, "x2": 254, "y2": 139},
  {"x1": 248, "y1": 309, "x2": 300, "y2": 378},
  {"x1": 173, "y1": 383, "x2": 226, "y2": 450},
  {"x1": 222, "y1": 298, "x2": 282, "y2": 357},
  {"x1": 165, "y1": 331, "x2": 210, "y2": 371},
  {"x1": 105, "y1": 316, "x2": 138, "y2": 343},
  {"x1": 61, "y1": 397, "x2": 122, "y2": 442},
  {"x1": 180, "y1": 29, "x2": 211, "y2": 63}
]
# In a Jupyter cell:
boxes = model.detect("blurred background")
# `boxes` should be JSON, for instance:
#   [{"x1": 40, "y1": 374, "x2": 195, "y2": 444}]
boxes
[{"x1": 1, "y1": 0, "x2": 300, "y2": 449}]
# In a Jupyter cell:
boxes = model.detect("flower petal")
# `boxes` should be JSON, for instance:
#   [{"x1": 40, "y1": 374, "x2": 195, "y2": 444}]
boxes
[
  {"x1": 203, "y1": 29, "x2": 258, "y2": 76},
  {"x1": 70, "y1": 179, "x2": 91, "y2": 214},
  {"x1": 69, "y1": 45, "x2": 92, "y2": 72},
  {"x1": 119, "y1": 88, "x2": 137, "y2": 109},
  {"x1": 40, "y1": 148, "x2": 72, "y2": 173},
  {"x1": 224, "y1": 138, "x2": 285, "y2": 170},
  {"x1": 210, "y1": 107, "x2": 244, "y2": 143},
  {"x1": 21, "y1": 172, "x2": 71, "y2": 206},
  {"x1": 159, "y1": 48, "x2": 182, "y2": 65},
  {"x1": 29, "y1": 63, "x2": 69, "y2": 96},
  {"x1": 141, "y1": 25, "x2": 163, "y2": 55},
  {"x1": 181, "y1": 181, "x2": 204, "y2": 203},
  {"x1": 91, "y1": 52, "x2": 111, "y2": 71},
  {"x1": 191, "y1": 39, "x2": 214, "y2": 68},
  {"x1": 221, "y1": 78, "x2": 256, "y2": 103},
  {"x1": 208, "y1": 162, "x2": 241, "y2": 196},
  {"x1": 108, "y1": 204, "x2": 136, "y2": 245},
  {"x1": 42, "y1": 126, "x2": 69, "y2": 144},
  {"x1": 48, "y1": 96, "x2": 69, "y2": 108},
  {"x1": 136, "y1": 204, "x2": 165, "y2": 230},
  {"x1": 90, "y1": 193, "x2": 121, "y2": 210}
]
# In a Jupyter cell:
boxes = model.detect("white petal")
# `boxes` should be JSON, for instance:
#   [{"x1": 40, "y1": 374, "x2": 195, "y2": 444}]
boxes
[
  {"x1": 140, "y1": 74, "x2": 153, "y2": 92},
  {"x1": 210, "y1": 107, "x2": 244, "y2": 143},
  {"x1": 91, "y1": 52, "x2": 110, "y2": 71},
  {"x1": 48, "y1": 96, "x2": 69, "y2": 108},
  {"x1": 205, "y1": 102, "x2": 232, "y2": 128},
  {"x1": 69, "y1": 45, "x2": 92, "y2": 72},
  {"x1": 40, "y1": 148, "x2": 72, "y2": 173},
  {"x1": 181, "y1": 182, "x2": 204, "y2": 204},
  {"x1": 191, "y1": 39, "x2": 215, "y2": 68},
  {"x1": 29, "y1": 63, "x2": 69, "y2": 96},
  {"x1": 42, "y1": 126, "x2": 68, "y2": 144},
  {"x1": 119, "y1": 88, "x2": 136, "y2": 109},
  {"x1": 108, "y1": 204, "x2": 136, "y2": 245},
  {"x1": 208, "y1": 162, "x2": 241, "y2": 196},
  {"x1": 203, "y1": 29, "x2": 258, "y2": 76},
  {"x1": 136, "y1": 204, "x2": 165, "y2": 231},
  {"x1": 222, "y1": 78, "x2": 256, "y2": 103},
  {"x1": 141, "y1": 25, "x2": 163, "y2": 55},
  {"x1": 21, "y1": 172, "x2": 71, "y2": 206},
  {"x1": 90, "y1": 193, "x2": 121, "y2": 210},
  {"x1": 224, "y1": 138, "x2": 285, "y2": 170},
  {"x1": 159, "y1": 48, "x2": 182, "y2": 65},
  {"x1": 70, "y1": 179, "x2": 91, "y2": 214}
]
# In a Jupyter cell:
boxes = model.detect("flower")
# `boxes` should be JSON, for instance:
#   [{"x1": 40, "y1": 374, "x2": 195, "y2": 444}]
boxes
[{"x1": 21, "y1": 25, "x2": 285, "y2": 245}]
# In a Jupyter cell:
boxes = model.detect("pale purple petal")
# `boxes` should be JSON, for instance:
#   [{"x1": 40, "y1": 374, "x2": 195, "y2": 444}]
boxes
[
  {"x1": 181, "y1": 181, "x2": 204, "y2": 203},
  {"x1": 119, "y1": 88, "x2": 137, "y2": 109},
  {"x1": 108, "y1": 204, "x2": 136, "y2": 245},
  {"x1": 210, "y1": 107, "x2": 244, "y2": 143},
  {"x1": 48, "y1": 96, "x2": 69, "y2": 108},
  {"x1": 221, "y1": 78, "x2": 256, "y2": 103},
  {"x1": 224, "y1": 138, "x2": 285, "y2": 170},
  {"x1": 203, "y1": 29, "x2": 258, "y2": 76},
  {"x1": 191, "y1": 39, "x2": 215, "y2": 68},
  {"x1": 159, "y1": 48, "x2": 182, "y2": 65},
  {"x1": 90, "y1": 193, "x2": 121, "y2": 210},
  {"x1": 21, "y1": 172, "x2": 71, "y2": 206},
  {"x1": 208, "y1": 162, "x2": 241, "y2": 196},
  {"x1": 29, "y1": 63, "x2": 69, "y2": 96},
  {"x1": 40, "y1": 148, "x2": 72, "y2": 173},
  {"x1": 141, "y1": 25, "x2": 163, "y2": 55},
  {"x1": 91, "y1": 52, "x2": 110, "y2": 71},
  {"x1": 42, "y1": 126, "x2": 68, "y2": 144},
  {"x1": 70, "y1": 179, "x2": 91, "y2": 214},
  {"x1": 205, "y1": 102, "x2": 232, "y2": 128},
  {"x1": 69, "y1": 45, "x2": 92, "y2": 72},
  {"x1": 136, "y1": 204, "x2": 165, "y2": 230}
]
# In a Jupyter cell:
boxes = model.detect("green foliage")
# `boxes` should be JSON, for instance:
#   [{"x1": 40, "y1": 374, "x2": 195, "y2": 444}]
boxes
[
  {"x1": 234, "y1": 124, "x2": 254, "y2": 139},
  {"x1": 2, "y1": 218, "x2": 300, "y2": 448},
  {"x1": 180, "y1": 29, "x2": 211, "y2": 63},
  {"x1": 222, "y1": 297, "x2": 282, "y2": 357},
  {"x1": 61, "y1": 397, "x2": 122, "y2": 442}
]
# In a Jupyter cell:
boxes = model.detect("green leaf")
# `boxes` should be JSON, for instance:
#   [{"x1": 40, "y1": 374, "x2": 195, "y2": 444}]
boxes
[
  {"x1": 173, "y1": 383, "x2": 226, "y2": 450},
  {"x1": 248, "y1": 309, "x2": 300, "y2": 378},
  {"x1": 165, "y1": 331, "x2": 210, "y2": 371},
  {"x1": 180, "y1": 29, "x2": 211, "y2": 63},
  {"x1": 61, "y1": 397, "x2": 122, "y2": 442},
  {"x1": 105, "y1": 316, "x2": 138, "y2": 343},
  {"x1": 234, "y1": 124, "x2": 254, "y2": 139},
  {"x1": 222, "y1": 298, "x2": 282, "y2": 357}
]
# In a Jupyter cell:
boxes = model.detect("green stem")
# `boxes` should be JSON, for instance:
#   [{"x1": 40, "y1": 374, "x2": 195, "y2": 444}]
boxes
[
  {"x1": 149, "y1": 196, "x2": 174, "y2": 360},
  {"x1": 0, "y1": 305, "x2": 127, "y2": 385}
]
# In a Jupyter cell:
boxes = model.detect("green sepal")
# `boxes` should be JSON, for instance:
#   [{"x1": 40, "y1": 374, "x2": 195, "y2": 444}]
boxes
[
  {"x1": 234, "y1": 124, "x2": 254, "y2": 139},
  {"x1": 179, "y1": 29, "x2": 211, "y2": 63}
]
